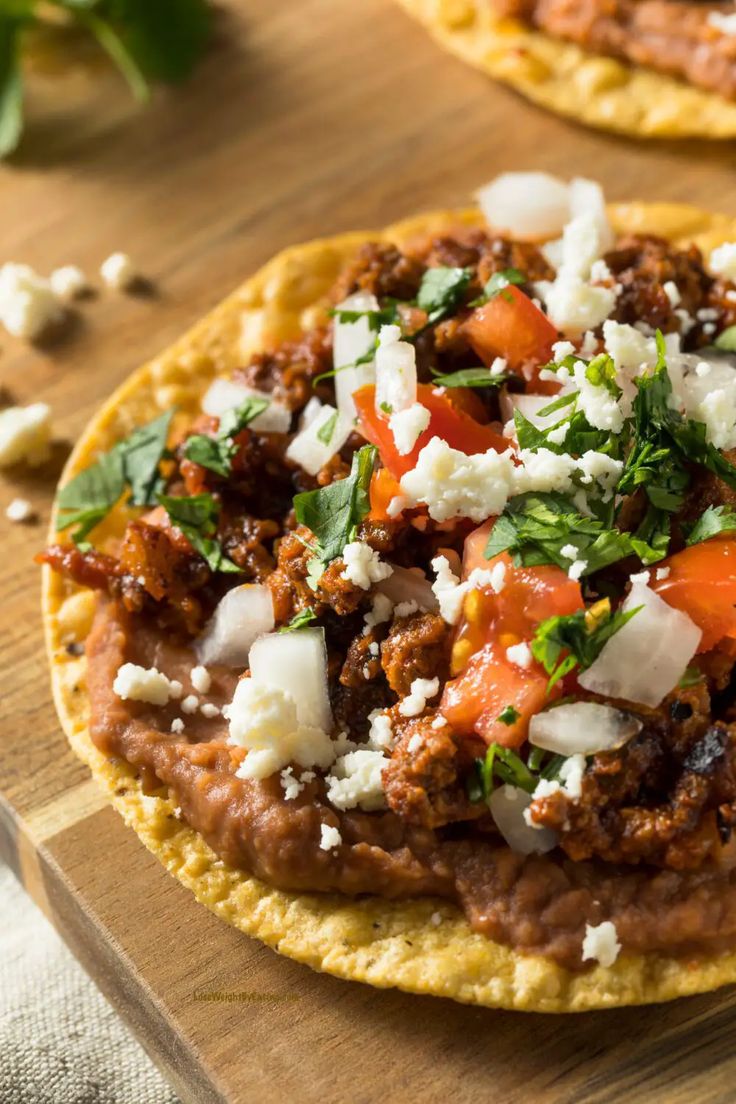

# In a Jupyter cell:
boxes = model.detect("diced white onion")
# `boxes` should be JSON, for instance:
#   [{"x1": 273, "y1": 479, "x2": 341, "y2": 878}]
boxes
[
  {"x1": 569, "y1": 177, "x2": 614, "y2": 252},
  {"x1": 578, "y1": 582, "x2": 702, "y2": 708},
  {"x1": 285, "y1": 403, "x2": 352, "y2": 476},
  {"x1": 248, "y1": 626, "x2": 332, "y2": 731},
  {"x1": 299, "y1": 396, "x2": 323, "y2": 429},
  {"x1": 201, "y1": 378, "x2": 291, "y2": 434},
  {"x1": 376, "y1": 565, "x2": 438, "y2": 612},
  {"x1": 529, "y1": 702, "x2": 642, "y2": 757},
  {"x1": 499, "y1": 391, "x2": 564, "y2": 431},
  {"x1": 488, "y1": 785, "x2": 558, "y2": 855},
  {"x1": 333, "y1": 291, "x2": 378, "y2": 422},
  {"x1": 374, "y1": 326, "x2": 417, "y2": 415},
  {"x1": 195, "y1": 584, "x2": 275, "y2": 667},
  {"x1": 476, "y1": 173, "x2": 571, "y2": 241}
]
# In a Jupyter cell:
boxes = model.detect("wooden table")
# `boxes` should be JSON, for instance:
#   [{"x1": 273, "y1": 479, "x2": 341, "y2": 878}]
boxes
[{"x1": 3, "y1": 2, "x2": 736, "y2": 1100}]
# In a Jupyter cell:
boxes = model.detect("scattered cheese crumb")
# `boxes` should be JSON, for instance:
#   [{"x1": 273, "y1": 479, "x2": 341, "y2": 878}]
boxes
[
  {"x1": 552, "y1": 340, "x2": 575, "y2": 363},
  {"x1": 629, "y1": 570, "x2": 650, "y2": 585},
  {"x1": 399, "y1": 677, "x2": 440, "y2": 717},
  {"x1": 568, "y1": 560, "x2": 587, "y2": 582},
  {"x1": 364, "y1": 592, "x2": 394, "y2": 629},
  {"x1": 0, "y1": 263, "x2": 63, "y2": 339},
  {"x1": 407, "y1": 733, "x2": 423, "y2": 754},
  {"x1": 367, "y1": 710, "x2": 395, "y2": 751},
  {"x1": 228, "y1": 679, "x2": 334, "y2": 780},
  {"x1": 170, "y1": 718, "x2": 185, "y2": 734},
  {"x1": 400, "y1": 437, "x2": 515, "y2": 523},
  {"x1": 200, "y1": 702, "x2": 220, "y2": 719},
  {"x1": 431, "y1": 715, "x2": 447, "y2": 730},
  {"x1": 710, "y1": 242, "x2": 736, "y2": 280},
  {"x1": 341, "y1": 541, "x2": 393, "y2": 590},
  {"x1": 0, "y1": 403, "x2": 52, "y2": 467},
  {"x1": 169, "y1": 680, "x2": 183, "y2": 700},
  {"x1": 100, "y1": 252, "x2": 138, "y2": 290},
  {"x1": 190, "y1": 665, "x2": 211, "y2": 694},
  {"x1": 655, "y1": 566, "x2": 671, "y2": 581},
  {"x1": 489, "y1": 356, "x2": 507, "y2": 377},
  {"x1": 560, "y1": 544, "x2": 578, "y2": 561},
  {"x1": 181, "y1": 694, "x2": 200, "y2": 714},
  {"x1": 505, "y1": 642, "x2": 532, "y2": 670},
  {"x1": 431, "y1": 911, "x2": 443, "y2": 926},
  {"x1": 389, "y1": 402, "x2": 430, "y2": 455},
  {"x1": 319, "y1": 823, "x2": 342, "y2": 851},
  {"x1": 5, "y1": 497, "x2": 33, "y2": 522},
  {"x1": 325, "y1": 749, "x2": 387, "y2": 811},
  {"x1": 49, "y1": 265, "x2": 89, "y2": 301},
  {"x1": 113, "y1": 663, "x2": 175, "y2": 706},
  {"x1": 280, "y1": 766, "x2": 304, "y2": 801},
  {"x1": 581, "y1": 920, "x2": 621, "y2": 968}
]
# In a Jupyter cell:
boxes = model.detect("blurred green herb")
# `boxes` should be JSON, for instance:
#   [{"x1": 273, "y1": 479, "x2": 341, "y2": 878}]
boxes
[{"x1": 0, "y1": 0, "x2": 211, "y2": 157}]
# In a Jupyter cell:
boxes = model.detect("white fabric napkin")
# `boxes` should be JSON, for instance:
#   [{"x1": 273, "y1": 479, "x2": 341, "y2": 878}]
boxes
[{"x1": 0, "y1": 863, "x2": 179, "y2": 1104}]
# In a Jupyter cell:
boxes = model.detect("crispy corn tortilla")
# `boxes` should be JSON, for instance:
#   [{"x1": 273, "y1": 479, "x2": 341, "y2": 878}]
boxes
[
  {"x1": 43, "y1": 203, "x2": 736, "y2": 1013},
  {"x1": 395, "y1": 0, "x2": 736, "y2": 139}
]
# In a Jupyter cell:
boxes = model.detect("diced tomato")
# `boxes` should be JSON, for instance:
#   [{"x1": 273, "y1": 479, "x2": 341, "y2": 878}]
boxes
[
  {"x1": 441, "y1": 640, "x2": 551, "y2": 749},
  {"x1": 651, "y1": 539, "x2": 736, "y2": 653},
  {"x1": 440, "y1": 520, "x2": 584, "y2": 748},
  {"x1": 369, "y1": 467, "x2": 404, "y2": 521},
  {"x1": 353, "y1": 382, "x2": 509, "y2": 478},
  {"x1": 465, "y1": 285, "x2": 558, "y2": 388}
]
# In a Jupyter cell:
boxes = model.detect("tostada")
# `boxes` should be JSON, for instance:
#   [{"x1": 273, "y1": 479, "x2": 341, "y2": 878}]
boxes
[
  {"x1": 40, "y1": 173, "x2": 736, "y2": 1011},
  {"x1": 395, "y1": 0, "x2": 736, "y2": 139}
]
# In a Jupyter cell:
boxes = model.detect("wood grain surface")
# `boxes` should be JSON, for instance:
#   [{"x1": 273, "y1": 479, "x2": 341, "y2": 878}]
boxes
[{"x1": 3, "y1": 1, "x2": 736, "y2": 1101}]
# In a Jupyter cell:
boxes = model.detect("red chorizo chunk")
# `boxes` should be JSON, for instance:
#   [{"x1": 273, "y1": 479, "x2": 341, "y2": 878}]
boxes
[
  {"x1": 381, "y1": 611, "x2": 451, "y2": 698},
  {"x1": 383, "y1": 716, "x2": 483, "y2": 828}
]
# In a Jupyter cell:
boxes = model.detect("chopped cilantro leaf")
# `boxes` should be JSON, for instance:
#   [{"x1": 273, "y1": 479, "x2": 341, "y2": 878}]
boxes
[
  {"x1": 293, "y1": 444, "x2": 377, "y2": 570},
  {"x1": 57, "y1": 448, "x2": 126, "y2": 548},
  {"x1": 379, "y1": 401, "x2": 393, "y2": 415},
  {"x1": 474, "y1": 744, "x2": 537, "y2": 800},
  {"x1": 416, "y1": 266, "x2": 472, "y2": 325},
  {"x1": 618, "y1": 332, "x2": 736, "y2": 561},
  {"x1": 431, "y1": 366, "x2": 507, "y2": 389},
  {"x1": 530, "y1": 598, "x2": 641, "y2": 690},
  {"x1": 56, "y1": 410, "x2": 173, "y2": 546},
  {"x1": 484, "y1": 492, "x2": 661, "y2": 575},
  {"x1": 316, "y1": 410, "x2": 339, "y2": 446},
  {"x1": 184, "y1": 396, "x2": 268, "y2": 477},
  {"x1": 156, "y1": 492, "x2": 241, "y2": 573},
  {"x1": 686, "y1": 504, "x2": 736, "y2": 546},
  {"x1": 470, "y1": 267, "x2": 525, "y2": 306},
  {"x1": 278, "y1": 608, "x2": 318, "y2": 633},
  {"x1": 497, "y1": 705, "x2": 521, "y2": 726}
]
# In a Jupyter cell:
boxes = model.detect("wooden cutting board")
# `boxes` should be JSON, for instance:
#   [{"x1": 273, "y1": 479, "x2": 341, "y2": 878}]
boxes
[{"x1": 3, "y1": 2, "x2": 736, "y2": 1100}]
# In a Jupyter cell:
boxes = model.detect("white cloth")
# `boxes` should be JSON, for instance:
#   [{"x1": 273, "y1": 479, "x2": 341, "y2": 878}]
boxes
[{"x1": 0, "y1": 863, "x2": 179, "y2": 1104}]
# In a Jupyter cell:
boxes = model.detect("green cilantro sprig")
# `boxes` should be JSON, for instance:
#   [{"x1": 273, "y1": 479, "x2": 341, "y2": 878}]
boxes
[
  {"x1": 416, "y1": 266, "x2": 472, "y2": 324},
  {"x1": 56, "y1": 410, "x2": 172, "y2": 548},
  {"x1": 467, "y1": 742, "x2": 564, "y2": 803},
  {"x1": 156, "y1": 492, "x2": 240, "y2": 573},
  {"x1": 278, "y1": 608, "x2": 318, "y2": 633},
  {"x1": 530, "y1": 598, "x2": 640, "y2": 690},
  {"x1": 0, "y1": 0, "x2": 212, "y2": 158},
  {"x1": 293, "y1": 444, "x2": 377, "y2": 584},
  {"x1": 469, "y1": 267, "x2": 525, "y2": 307},
  {"x1": 184, "y1": 396, "x2": 269, "y2": 478},
  {"x1": 686, "y1": 504, "x2": 736, "y2": 546},
  {"x1": 430, "y1": 366, "x2": 508, "y2": 389},
  {"x1": 484, "y1": 491, "x2": 661, "y2": 576}
]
